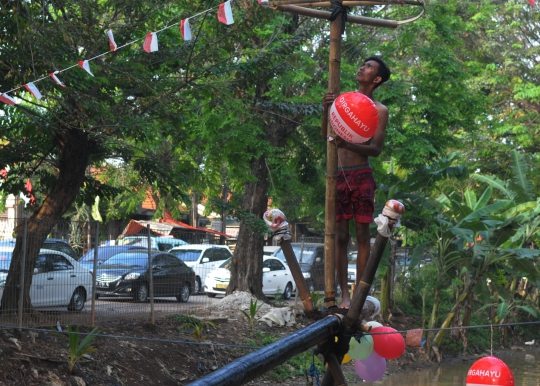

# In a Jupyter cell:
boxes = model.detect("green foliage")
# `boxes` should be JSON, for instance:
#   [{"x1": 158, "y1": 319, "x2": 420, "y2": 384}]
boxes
[
  {"x1": 179, "y1": 321, "x2": 216, "y2": 343},
  {"x1": 241, "y1": 298, "x2": 264, "y2": 332},
  {"x1": 61, "y1": 326, "x2": 99, "y2": 373}
]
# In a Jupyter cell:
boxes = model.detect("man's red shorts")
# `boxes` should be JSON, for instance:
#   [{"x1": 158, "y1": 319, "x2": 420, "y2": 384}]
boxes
[{"x1": 336, "y1": 166, "x2": 375, "y2": 223}]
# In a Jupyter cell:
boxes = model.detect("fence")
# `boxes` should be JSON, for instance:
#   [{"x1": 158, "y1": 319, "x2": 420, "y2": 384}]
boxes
[
  {"x1": 0, "y1": 218, "x2": 236, "y2": 328},
  {"x1": 0, "y1": 218, "x2": 411, "y2": 328}
]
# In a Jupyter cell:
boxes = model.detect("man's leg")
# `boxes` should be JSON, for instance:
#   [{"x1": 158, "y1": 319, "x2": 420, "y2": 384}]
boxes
[
  {"x1": 336, "y1": 219, "x2": 351, "y2": 308},
  {"x1": 354, "y1": 222, "x2": 370, "y2": 294}
]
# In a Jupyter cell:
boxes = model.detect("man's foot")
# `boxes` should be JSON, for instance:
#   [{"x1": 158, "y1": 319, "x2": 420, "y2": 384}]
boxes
[{"x1": 339, "y1": 298, "x2": 351, "y2": 309}]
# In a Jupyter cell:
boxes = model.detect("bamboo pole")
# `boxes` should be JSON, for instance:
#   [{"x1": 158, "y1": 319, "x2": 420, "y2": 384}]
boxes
[
  {"x1": 323, "y1": 5, "x2": 341, "y2": 311},
  {"x1": 279, "y1": 239, "x2": 315, "y2": 311},
  {"x1": 268, "y1": 0, "x2": 424, "y2": 7},
  {"x1": 271, "y1": 4, "x2": 398, "y2": 28},
  {"x1": 267, "y1": 0, "x2": 423, "y2": 5}
]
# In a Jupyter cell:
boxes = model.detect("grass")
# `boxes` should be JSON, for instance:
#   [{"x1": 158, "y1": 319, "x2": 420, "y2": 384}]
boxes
[{"x1": 241, "y1": 298, "x2": 264, "y2": 332}]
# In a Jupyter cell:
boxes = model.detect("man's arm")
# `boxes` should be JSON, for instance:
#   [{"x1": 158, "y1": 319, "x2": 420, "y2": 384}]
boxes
[
  {"x1": 332, "y1": 103, "x2": 389, "y2": 157},
  {"x1": 321, "y1": 92, "x2": 336, "y2": 140}
]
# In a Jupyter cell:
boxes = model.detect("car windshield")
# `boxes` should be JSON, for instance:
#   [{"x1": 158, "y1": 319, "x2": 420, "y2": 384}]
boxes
[
  {"x1": 0, "y1": 252, "x2": 12, "y2": 272},
  {"x1": 79, "y1": 248, "x2": 120, "y2": 263},
  {"x1": 274, "y1": 247, "x2": 315, "y2": 264},
  {"x1": 219, "y1": 258, "x2": 231, "y2": 268},
  {"x1": 169, "y1": 249, "x2": 202, "y2": 262},
  {"x1": 99, "y1": 253, "x2": 148, "y2": 268}
]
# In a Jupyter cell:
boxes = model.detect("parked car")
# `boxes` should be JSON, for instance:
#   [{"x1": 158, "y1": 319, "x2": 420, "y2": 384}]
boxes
[
  {"x1": 263, "y1": 246, "x2": 280, "y2": 256},
  {"x1": 94, "y1": 251, "x2": 194, "y2": 303},
  {"x1": 118, "y1": 236, "x2": 188, "y2": 251},
  {"x1": 347, "y1": 251, "x2": 357, "y2": 288},
  {"x1": 78, "y1": 245, "x2": 150, "y2": 270},
  {"x1": 0, "y1": 238, "x2": 78, "y2": 260},
  {"x1": 273, "y1": 243, "x2": 325, "y2": 293},
  {"x1": 204, "y1": 256, "x2": 296, "y2": 299},
  {"x1": 0, "y1": 247, "x2": 93, "y2": 312},
  {"x1": 168, "y1": 244, "x2": 233, "y2": 294}
]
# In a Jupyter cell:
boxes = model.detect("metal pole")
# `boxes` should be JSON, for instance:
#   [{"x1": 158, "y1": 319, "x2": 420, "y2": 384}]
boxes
[
  {"x1": 17, "y1": 218, "x2": 28, "y2": 329},
  {"x1": 90, "y1": 222, "x2": 99, "y2": 326},
  {"x1": 147, "y1": 224, "x2": 155, "y2": 324},
  {"x1": 186, "y1": 315, "x2": 342, "y2": 386}
]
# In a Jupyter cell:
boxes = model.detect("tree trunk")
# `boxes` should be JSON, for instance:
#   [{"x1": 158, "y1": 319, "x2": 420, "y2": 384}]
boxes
[
  {"x1": 226, "y1": 155, "x2": 269, "y2": 298},
  {"x1": 431, "y1": 275, "x2": 482, "y2": 350},
  {"x1": 1, "y1": 128, "x2": 92, "y2": 315},
  {"x1": 425, "y1": 286, "x2": 440, "y2": 358}
]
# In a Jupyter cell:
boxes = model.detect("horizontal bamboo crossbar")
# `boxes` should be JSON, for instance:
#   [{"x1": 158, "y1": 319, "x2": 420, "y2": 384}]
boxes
[
  {"x1": 267, "y1": 0, "x2": 424, "y2": 6},
  {"x1": 263, "y1": 1, "x2": 425, "y2": 27}
]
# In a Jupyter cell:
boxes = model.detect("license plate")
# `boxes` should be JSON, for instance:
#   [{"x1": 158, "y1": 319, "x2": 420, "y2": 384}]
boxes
[{"x1": 216, "y1": 283, "x2": 228, "y2": 289}]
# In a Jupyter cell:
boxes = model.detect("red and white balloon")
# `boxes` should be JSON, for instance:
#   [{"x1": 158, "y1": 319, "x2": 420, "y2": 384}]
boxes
[
  {"x1": 466, "y1": 356, "x2": 514, "y2": 386},
  {"x1": 329, "y1": 92, "x2": 379, "y2": 143}
]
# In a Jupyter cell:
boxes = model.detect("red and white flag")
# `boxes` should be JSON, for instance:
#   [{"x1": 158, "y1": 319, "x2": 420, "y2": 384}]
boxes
[
  {"x1": 143, "y1": 32, "x2": 158, "y2": 53},
  {"x1": 24, "y1": 82, "x2": 42, "y2": 100},
  {"x1": 107, "y1": 29, "x2": 118, "y2": 51},
  {"x1": 78, "y1": 60, "x2": 94, "y2": 77},
  {"x1": 218, "y1": 1, "x2": 234, "y2": 25},
  {"x1": 180, "y1": 19, "x2": 192, "y2": 41},
  {"x1": 529, "y1": 0, "x2": 537, "y2": 6},
  {"x1": 258, "y1": 0, "x2": 268, "y2": 3},
  {"x1": 0, "y1": 93, "x2": 16, "y2": 106},
  {"x1": 49, "y1": 71, "x2": 66, "y2": 87}
]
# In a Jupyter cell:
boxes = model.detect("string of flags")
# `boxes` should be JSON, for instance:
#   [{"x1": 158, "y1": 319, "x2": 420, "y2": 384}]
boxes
[{"x1": 0, "y1": 0, "x2": 236, "y2": 106}]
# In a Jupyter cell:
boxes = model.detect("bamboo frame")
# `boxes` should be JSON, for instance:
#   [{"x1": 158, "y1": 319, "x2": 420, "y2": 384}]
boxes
[{"x1": 266, "y1": 0, "x2": 424, "y2": 7}]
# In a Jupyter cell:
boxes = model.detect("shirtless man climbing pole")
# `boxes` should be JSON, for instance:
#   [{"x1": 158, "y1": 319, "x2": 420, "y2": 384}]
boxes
[{"x1": 321, "y1": 56, "x2": 390, "y2": 308}]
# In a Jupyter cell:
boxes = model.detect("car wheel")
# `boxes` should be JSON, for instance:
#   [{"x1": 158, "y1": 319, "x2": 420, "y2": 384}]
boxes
[
  {"x1": 194, "y1": 277, "x2": 201, "y2": 294},
  {"x1": 283, "y1": 283, "x2": 293, "y2": 300},
  {"x1": 134, "y1": 283, "x2": 148, "y2": 302},
  {"x1": 206, "y1": 292, "x2": 217, "y2": 298},
  {"x1": 176, "y1": 283, "x2": 190, "y2": 303},
  {"x1": 67, "y1": 288, "x2": 86, "y2": 312}
]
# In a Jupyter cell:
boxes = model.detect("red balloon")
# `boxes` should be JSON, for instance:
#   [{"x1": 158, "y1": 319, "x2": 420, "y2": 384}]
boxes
[
  {"x1": 370, "y1": 326, "x2": 405, "y2": 360},
  {"x1": 465, "y1": 356, "x2": 514, "y2": 386},
  {"x1": 329, "y1": 92, "x2": 379, "y2": 143}
]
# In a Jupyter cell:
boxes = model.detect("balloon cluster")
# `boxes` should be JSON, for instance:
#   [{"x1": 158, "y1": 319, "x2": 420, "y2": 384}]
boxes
[{"x1": 347, "y1": 321, "x2": 406, "y2": 382}]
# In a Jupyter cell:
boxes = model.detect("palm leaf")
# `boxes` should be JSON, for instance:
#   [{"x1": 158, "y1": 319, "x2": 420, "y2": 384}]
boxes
[
  {"x1": 475, "y1": 186, "x2": 492, "y2": 210},
  {"x1": 471, "y1": 174, "x2": 516, "y2": 200},
  {"x1": 509, "y1": 149, "x2": 534, "y2": 202},
  {"x1": 464, "y1": 189, "x2": 477, "y2": 210}
]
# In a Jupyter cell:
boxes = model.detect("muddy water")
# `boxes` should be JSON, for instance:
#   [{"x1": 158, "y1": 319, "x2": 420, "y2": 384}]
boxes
[{"x1": 353, "y1": 349, "x2": 540, "y2": 385}]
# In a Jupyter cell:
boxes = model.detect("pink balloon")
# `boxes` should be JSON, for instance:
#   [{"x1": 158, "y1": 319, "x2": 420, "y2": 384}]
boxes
[
  {"x1": 354, "y1": 351, "x2": 386, "y2": 382},
  {"x1": 371, "y1": 326, "x2": 405, "y2": 359}
]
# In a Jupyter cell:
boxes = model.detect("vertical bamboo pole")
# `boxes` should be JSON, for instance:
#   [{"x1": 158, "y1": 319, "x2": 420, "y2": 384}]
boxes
[
  {"x1": 323, "y1": 9, "x2": 342, "y2": 310},
  {"x1": 90, "y1": 222, "x2": 99, "y2": 326}
]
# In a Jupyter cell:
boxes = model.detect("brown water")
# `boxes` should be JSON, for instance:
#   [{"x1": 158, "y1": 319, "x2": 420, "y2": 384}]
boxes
[{"x1": 353, "y1": 349, "x2": 540, "y2": 385}]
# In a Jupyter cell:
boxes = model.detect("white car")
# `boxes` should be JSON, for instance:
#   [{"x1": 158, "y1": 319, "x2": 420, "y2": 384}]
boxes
[
  {"x1": 168, "y1": 244, "x2": 232, "y2": 294},
  {"x1": 204, "y1": 256, "x2": 296, "y2": 299},
  {"x1": 0, "y1": 247, "x2": 93, "y2": 312}
]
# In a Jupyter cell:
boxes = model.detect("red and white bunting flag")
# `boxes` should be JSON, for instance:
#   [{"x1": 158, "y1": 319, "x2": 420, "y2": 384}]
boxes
[
  {"x1": 107, "y1": 29, "x2": 118, "y2": 51},
  {"x1": 24, "y1": 82, "x2": 43, "y2": 100},
  {"x1": 49, "y1": 71, "x2": 66, "y2": 87},
  {"x1": 218, "y1": 1, "x2": 234, "y2": 25},
  {"x1": 0, "y1": 93, "x2": 17, "y2": 106},
  {"x1": 78, "y1": 60, "x2": 94, "y2": 77},
  {"x1": 180, "y1": 19, "x2": 192, "y2": 41},
  {"x1": 258, "y1": 0, "x2": 268, "y2": 3},
  {"x1": 143, "y1": 32, "x2": 158, "y2": 53}
]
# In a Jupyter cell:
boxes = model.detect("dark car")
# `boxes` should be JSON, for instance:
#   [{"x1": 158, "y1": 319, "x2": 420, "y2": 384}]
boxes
[
  {"x1": 94, "y1": 251, "x2": 195, "y2": 303},
  {"x1": 78, "y1": 245, "x2": 150, "y2": 270},
  {"x1": 0, "y1": 238, "x2": 78, "y2": 260},
  {"x1": 273, "y1": 243, "x2": 326, "y2": 293}
]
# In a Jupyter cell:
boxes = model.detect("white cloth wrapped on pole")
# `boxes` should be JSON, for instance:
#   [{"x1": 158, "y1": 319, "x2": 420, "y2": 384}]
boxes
[
  {"x1": 374, "y1": 199, "x2": 405, "y2": 237},
  {"x1": 263, "y1": 209, "x2": 291, "y2": 241}
]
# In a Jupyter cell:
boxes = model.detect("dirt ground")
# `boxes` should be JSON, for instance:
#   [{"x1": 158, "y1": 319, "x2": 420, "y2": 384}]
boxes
[{"x1": 0, "y1": 292, "x2": 525, "y2": 386}]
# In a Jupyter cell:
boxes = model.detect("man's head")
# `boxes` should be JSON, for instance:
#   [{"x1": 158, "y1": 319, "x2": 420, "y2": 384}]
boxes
[{"x1": 364, "y1": 56, "x2": 391, "y2": 89}]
